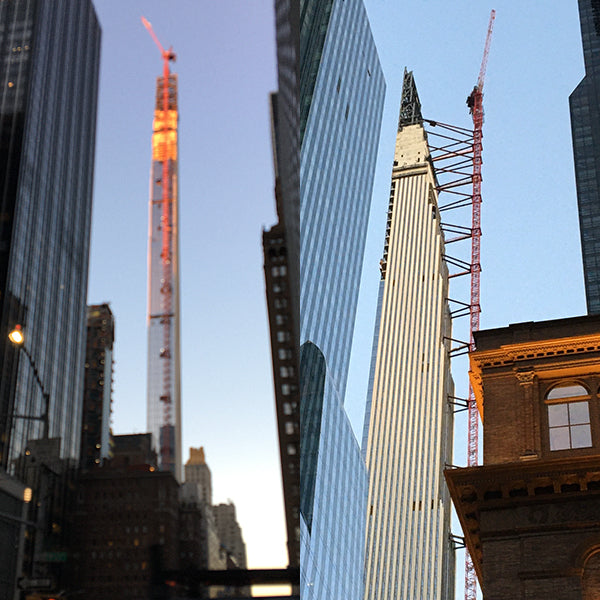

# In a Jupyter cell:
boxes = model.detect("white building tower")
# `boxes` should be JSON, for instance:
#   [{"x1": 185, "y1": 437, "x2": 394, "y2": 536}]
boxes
[{"x1": 362, "y1": 71, "x2": 455, "y2": 600}]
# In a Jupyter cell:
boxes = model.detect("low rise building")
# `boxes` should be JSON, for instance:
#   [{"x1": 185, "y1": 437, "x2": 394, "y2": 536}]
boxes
[{"x1": 446, "y1": 315, "x2": 600, "y2": 599}]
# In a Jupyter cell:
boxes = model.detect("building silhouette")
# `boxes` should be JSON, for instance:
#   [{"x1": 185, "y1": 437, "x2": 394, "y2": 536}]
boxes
[
  {"x1": 362, "y1": 71, "x2": 455, "y2": 600},
  {"x1": 447, "y1": 315, "x2": 600, "y2": 598},
  {"x1": 570, "y1": 0, "x2": 600, "y2": 314},
  {"x1": 0, "y1": 0, "x2": 100, "y2": 595},
  {"x1": 81, "y1": 304, "x2": 114, "y2": 470},
  {"x1": 213, "y1": 501, "x2": 247, "y2": 571},
  {"x1": 299, "y1": 0, "x2": 385, "y2": 597},
  {"x1": 146, "y1": 56, "x2": 182, "y2": 480}
]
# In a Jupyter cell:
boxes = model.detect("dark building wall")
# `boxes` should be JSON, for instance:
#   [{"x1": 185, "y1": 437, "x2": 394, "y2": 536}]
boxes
[{"x1": 70, "y1": 469, "x2": 180, "y2": 599}]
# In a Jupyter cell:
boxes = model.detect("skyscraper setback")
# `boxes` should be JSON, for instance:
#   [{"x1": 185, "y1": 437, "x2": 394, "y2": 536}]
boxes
[
  {"x1": 362, "y1": 72, "x2": 454, "y2": 600},
  {"x1": 300, "y1": 0, "x2": 385, "y2": 597},
  {"x1": 145, "y1": 26, "x2": 182, "y2": 480},
  {"x1": 571, "y1": 0, "x2": 600, "y2": 314}
]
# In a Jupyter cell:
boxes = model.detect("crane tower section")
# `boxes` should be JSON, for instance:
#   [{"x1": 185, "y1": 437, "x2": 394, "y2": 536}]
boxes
[{"x1": 146, "y1": 59, "x2": 181, "y2": 481}]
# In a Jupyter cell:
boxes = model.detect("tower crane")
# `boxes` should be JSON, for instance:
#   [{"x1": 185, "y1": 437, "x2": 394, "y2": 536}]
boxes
[{"x1": 464, "y1": 9, "x2": 495, "y2": 600}]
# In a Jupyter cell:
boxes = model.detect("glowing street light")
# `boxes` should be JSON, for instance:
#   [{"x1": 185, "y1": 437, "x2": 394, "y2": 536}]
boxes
[
  {"x1": 8, "y1": 324, "x2": 50, "y2": 439},
  {"x1": 8, "y1": 324, "x2": 24, "y2": 345}
]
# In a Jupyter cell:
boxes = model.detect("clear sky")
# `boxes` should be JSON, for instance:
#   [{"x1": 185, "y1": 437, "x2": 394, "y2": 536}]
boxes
[
  {"x1": 347, "y1": 1, "x2": 585, "y2": 597},
  {"x1": 87, "y1": 0, "x2": 288, "y2": 591}
]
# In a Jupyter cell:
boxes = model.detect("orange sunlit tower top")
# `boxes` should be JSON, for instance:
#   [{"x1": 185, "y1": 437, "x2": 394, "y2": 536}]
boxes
[{"x1": 142, "y1": 17, "x2": 181, "y2": 480}]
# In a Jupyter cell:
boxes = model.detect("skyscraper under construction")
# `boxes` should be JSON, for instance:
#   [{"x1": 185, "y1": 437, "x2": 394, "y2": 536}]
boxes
[
  {"x1": 362, "y1": 72, "x2": 454, "y2": 600},
  {"x1": 144, "y1": 20, "x2": 182, "y2": 480}
]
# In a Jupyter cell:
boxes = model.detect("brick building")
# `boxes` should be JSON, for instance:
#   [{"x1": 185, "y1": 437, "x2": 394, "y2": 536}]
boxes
[
  {"x1": 69, "y1": 466, "x2": 180, "y2": 598},
  {"x1": 446, "y1": 314, "x2": 600, "y2": 599}
]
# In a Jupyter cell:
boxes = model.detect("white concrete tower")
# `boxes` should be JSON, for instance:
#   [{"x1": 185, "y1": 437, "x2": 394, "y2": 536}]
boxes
[{"x1": 363, "y1": 71, "x2": 454, "y2": 600}]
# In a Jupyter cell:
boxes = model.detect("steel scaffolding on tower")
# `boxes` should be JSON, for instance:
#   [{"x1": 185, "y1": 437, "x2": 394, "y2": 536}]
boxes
[{"x1": 143, "y1": 17, "x2": 182, "y2": 480}]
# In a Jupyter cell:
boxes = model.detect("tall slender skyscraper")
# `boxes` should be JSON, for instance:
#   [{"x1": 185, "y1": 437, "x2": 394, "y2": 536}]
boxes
[
  {"x1": 300, "y1": 0, "x2": 385, "y2": 597},
  {"x1": 0, "y1": 0, "x2": 101, "y2": 470},
  {"x1": 146, "y1": 46, "x2": 182, "y2": 480},
  {"x1": 571, "y1": 0, "x2": 600, "y2": 314},
  {"x1": 362, "y1": 72, "x2": 454, "y2": 600}
]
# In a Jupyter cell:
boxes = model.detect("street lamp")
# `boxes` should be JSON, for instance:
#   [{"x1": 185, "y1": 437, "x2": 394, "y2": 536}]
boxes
[{"x1": 8, "y1": 325, "x2": 50, "y2": 439}]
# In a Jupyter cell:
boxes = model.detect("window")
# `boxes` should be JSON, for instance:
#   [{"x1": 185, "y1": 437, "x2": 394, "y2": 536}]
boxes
[{"x1": 546, "y1": 383, "x2": 592, "y2": 450}]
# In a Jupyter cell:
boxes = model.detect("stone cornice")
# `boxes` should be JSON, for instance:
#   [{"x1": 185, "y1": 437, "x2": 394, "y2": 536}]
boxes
[
  {"x1": 445, "y1": 455, "x2": 600, "y2": 585},
  {"x1": 468, "y1": 332, "x2": 600, "y2": 420}
]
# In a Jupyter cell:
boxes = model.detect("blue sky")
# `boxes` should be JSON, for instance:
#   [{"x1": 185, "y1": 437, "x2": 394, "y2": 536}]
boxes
[
  {"x1": 348, "y1": 1, "x2": 585, "y2": 596},
  {"x1": 88, "y1": 0, "x2": 287, "y2": 584}
]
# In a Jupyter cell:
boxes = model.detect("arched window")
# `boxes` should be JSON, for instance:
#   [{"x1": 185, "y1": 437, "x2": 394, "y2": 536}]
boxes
[
  {"x1": 546, "y1": 383, "x2": 592, "y2": 451},
  {"x1": 582, "y1": 550, "x2": 600, "y2": 599}
]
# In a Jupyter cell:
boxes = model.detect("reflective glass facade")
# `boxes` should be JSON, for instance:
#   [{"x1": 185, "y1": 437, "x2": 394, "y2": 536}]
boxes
[
  {"x1": 0, "y1": 0, "x2": 100, "y2": 470},
  {"x1": 300, "y1": 0, "x2": 385, "y2": 597},
  {"x1": 571, "y1": 0, "x2": 600, "y2": 313}
]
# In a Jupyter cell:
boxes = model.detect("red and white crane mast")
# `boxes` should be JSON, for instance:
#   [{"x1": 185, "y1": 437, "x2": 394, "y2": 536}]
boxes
[{"x1": 464, "y1": 9, "x2": 495, "y2": 600}]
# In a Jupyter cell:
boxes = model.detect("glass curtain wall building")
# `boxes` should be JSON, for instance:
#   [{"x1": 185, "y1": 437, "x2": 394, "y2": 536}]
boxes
[
  {"x1": 571, "y1": 0, "x2": 600, "y2": 314},
  {"x1": 0, "y1": 1, "x2": 100, "y2": 593},
  {"x1": 0, "y1": 0, "x2": 101, "y2": 471},
  {"x1": 300, "y1": 0, "x2": 385, "y2": 598},
  {"x1": 362, "y1": 73, "x2": 454, "y2": 600}
]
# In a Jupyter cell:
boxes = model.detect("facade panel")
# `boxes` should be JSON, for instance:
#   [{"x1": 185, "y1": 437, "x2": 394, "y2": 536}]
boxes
[{"x1": 300, "y1": 0, "x2": 385, "y2": 597}]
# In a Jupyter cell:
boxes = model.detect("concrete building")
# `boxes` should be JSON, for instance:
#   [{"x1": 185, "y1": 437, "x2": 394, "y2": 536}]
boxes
[
  {"x1": 300, "y1": 1, "x2": 385, "y2": 597},
  {"x1": 185, "y1": 446, "x2": 213, "y2": 504},
  {"x1": 447, "y1": 315, "x2": 600, "y2": 599},
  {"x1": 81, "y1": 304, "x2": 114, "y2": 470},
  {"x1": 362, "y1": 71, "x2": 455, "y2": 600},
  {"x1": 570, "y1": 0, "x2": 600, "y2": 314},
  {"x1": 213, "y1": 501, "x2": 247, "y2": 570},
  {"x1": 179, "y1": 481, "x2": 225, "y2": 573}
]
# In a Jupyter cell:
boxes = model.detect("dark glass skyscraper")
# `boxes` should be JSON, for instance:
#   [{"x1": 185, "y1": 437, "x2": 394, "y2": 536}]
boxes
[
  {"x1": 571, "y1": 0, "x2": 600, "y2": 313},
  {"x1": 300, "y1": 0, "x2": 385, "y2": 597},
  {"x1": 0, "y1": 2, "x2": 100, "y2": 593}
]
